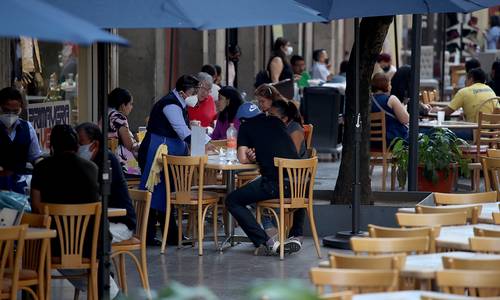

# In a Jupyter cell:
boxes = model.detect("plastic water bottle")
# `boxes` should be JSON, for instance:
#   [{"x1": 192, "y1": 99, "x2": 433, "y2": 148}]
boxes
[{"x1": 226, "y1": 123, "x2": 237, "y2": 162}]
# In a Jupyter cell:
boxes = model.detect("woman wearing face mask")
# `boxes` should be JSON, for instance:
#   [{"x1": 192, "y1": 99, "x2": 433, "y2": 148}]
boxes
[
  {"x1": 138, "y1": 75, "x2": 211, "y2": 247},
  {"x1": 211, "y1": 86, "x2": 243, "y2": 140},
  {"x1": 0, "y1": 87, "x2": 42, "y2": 193},
  {"x1": 107, "y1": 87, "x2": 140, "y2": 176},
  {"x1": 267, "y1": 37, "x2": 294, "y2": 84}
]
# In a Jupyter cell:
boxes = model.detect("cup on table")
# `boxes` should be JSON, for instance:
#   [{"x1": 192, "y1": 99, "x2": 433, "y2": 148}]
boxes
[{"x1": 437, "y1": 111, "x2": 445, "y2": 124}]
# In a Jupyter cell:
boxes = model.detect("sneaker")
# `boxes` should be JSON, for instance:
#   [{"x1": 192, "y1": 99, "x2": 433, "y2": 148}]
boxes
[
  {"x1": 283, "y1": 237, "x2": 302, "y2": 254},
  {"x1": 254, "y1": 241, "x2": 279, "y2": 256}
]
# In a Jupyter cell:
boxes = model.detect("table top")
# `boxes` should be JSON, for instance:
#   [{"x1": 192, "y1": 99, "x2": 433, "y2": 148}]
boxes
[
  {"x1": 108, "y1": 207, "x2": 127, "y2": 217},
  {"x1": 427, "y1": 108, "x2": 462, "y2": 118},
  {"x1": 399, "y1": 202, "x2": 500, "y2": 224},
  {"x1": 205, "y1": 155, "x2": 258, "y2": 171},
  {"x1": 26, "y1": 228, "x2": 57, "y2": 240},
  {"x1": 430, "y1": 101, "x2": 451, "y2": 107},
  {"x1": 353, "y1": 290, "x2": 496, "y2": 300},
  {"x1": 419, "y1": 120, "x2": 477, "y2": 129},
  {"x1": 436, "y1": 224, "x2": 500, "y2": 251},
  {"x1": 402, "y1": 251, "x2": 500, "y2": 279}
]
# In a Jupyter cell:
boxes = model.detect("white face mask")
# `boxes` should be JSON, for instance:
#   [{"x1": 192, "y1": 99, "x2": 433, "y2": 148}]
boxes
[
  {"x1": 0, "y1": 114, "x2": 19, "y2": 128},
  {"x1": 185, "y1": 95, "x2": 198, "y2": 107},
  {"x1": 77, "y1": 143, "x2": 94, "y2": 161},
  {"x1": 286, "y1": 46, "x2": 293, "y2": 56}
]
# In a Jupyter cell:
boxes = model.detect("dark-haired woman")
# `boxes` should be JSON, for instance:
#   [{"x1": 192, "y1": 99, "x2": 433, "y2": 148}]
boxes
[
  {"x1": 268, "y1": 37, "x2": 294, "y2": 83},
  {"x1": 211, "y1": 86, "x2": 243, "y2": 140},
  {"x1": 107, "y1": 87, "x2": 140, "y2": 175},
  {"x1": 268, "y1": 100, "x2": 306, "y2": 158}
]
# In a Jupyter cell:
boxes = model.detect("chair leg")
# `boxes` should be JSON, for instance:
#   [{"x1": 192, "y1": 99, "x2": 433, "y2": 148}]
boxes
[
  {"x1": 141, "y1": 247, "x2": 151, "y2": 298},
  {"x1": 279, "y1": 209, "x2": 285, "y2": 260},
  {"x1": 160, "y1": 204, "x2": 172, "y2": 254},
  {"x1": 307, "y1": 207, "x2": 322, "y2": 258},
  {"x1": 73, "y1": 288, "x2": 80, "y2": 300},
  {"x1": 178, "y1": 207, "x2": 183, "y2": 249},
  {"x1": 213, "y1": 204, "x2": 219, "y2": 249},
  {"x1": 198, "y1": 206, "x2": 203, "y2": 256},
  {"x1": 119, "y1": 254, "x2": 128, "y2": 295},
  {"x1": 222, "y1": 205, "x2": 229, "y2": 236}
]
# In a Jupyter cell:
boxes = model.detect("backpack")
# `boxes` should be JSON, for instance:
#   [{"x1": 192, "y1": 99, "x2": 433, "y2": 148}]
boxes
[{"x1": 254, "y1": 69, "x2": 271, "y2": 88}]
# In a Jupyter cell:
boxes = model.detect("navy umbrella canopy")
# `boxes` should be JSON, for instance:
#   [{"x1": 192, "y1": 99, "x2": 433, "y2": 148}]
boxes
[
  {"x1": 43, "y1": 0, "x2": 325, "y2": 29},
  {"x1": 0, "y1": 0, "x2": 127, "y2": 45}
]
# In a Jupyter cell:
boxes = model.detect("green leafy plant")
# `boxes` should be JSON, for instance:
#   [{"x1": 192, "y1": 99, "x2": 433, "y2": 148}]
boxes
[{"x1": 391, "y1": 128, "x2": 470, "y2": 188}]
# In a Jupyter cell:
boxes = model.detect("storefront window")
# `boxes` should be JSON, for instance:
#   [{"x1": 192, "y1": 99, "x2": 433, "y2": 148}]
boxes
[{"x1": 13, "y1": 38, "x2": 79, "y2": 152}]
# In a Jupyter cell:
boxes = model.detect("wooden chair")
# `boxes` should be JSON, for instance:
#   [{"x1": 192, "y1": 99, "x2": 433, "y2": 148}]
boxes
[
  {"x1": 436, "y1": 270, "x2": 500, "y2": 297},
  {"x1": 396, "y1": 212, "x2": 467, "y2": 227},
  {"x1": 473, "y1": 226, "x2": 500, "y2": 237},
  {"x1": 329, "y1": 252, "x2": 406, "y2": 269},
  {"x1": 309, "y1": 267, "x2": 399, "y2": 294},
  {"x1": 306, "y1": 147, "x2": 317, "y2": 159},
  {"x1": 481, "y1": 156, "x2": 500, "y2": 192},
  {"x1": 18, "y1": 213, "x2": 51, "y2": 300},
  {"x1": 126, "y1": 177, "x2": 141, "y2": 189},
  {"x1": 44, "y1": 203, "x2": 101, "y2": 300},
  {"x1": 350, "y1": 237, "x2": 430, "y2": 255},
  {"x1": 433, "y1": 192, "x2": 497, "y2": 205},
  {"x1": 108, "y1": 138, "x2": 119, "y2": 153},
  {"x1": 318, "y1": 290, "x2": 353, "y2": 300},
  {"x1": 368, "y1": 224, "x2": 440, "y2": 253},
  {"x1": 303, "y1": 124, "x2": 314, "y2": 149},
  {"x1": 469, "y1": 237, "x2": 500, "y2": 254},
  {"x1": 256, "y1": 157, "x2": 321, "y2": 260},
  {"x1": 442, "y1": 256, "x2": 500, "y2": 270},
  {"x1": 487, "y1": 148, "x2": 500, "y2": 158},
  {"x1": 416, "y1": 205, "x2": 482, "y2": 224},
  {"x1": 369, "y1": 112, "x2": 395, "y2": 191},
  {"x1": 0, "y1": 225, "x2": 27, "y2": 300},
  {"x1": 494, "y1": 211, "x2": 500, "y2": 224},
  {"x1": 161, "y1": 155, "x2": 219, "y2": 256},
  {"x1": 111, "y1": 189, "x2": 151, "y2": 296}
]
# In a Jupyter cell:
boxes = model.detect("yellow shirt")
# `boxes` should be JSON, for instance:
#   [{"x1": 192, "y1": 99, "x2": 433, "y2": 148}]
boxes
[{"x1": 449, "y1": 83, "x2": 497, "y2": 122}]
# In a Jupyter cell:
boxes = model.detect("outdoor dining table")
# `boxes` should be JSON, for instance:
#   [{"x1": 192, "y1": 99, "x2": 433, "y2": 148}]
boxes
[
  {"x1": 205, "y1": 155, "x2": 258, "y2": 251},
  {"x1": 436, "y1": 224, "x2": 500, "y2": 251},
  {"x1": 419, "y1": 120, "x2": 477, "y2": 129},
  {"x1": 398, "y1": 202, "x2": 500, "y2": 224},
  {"x1": 429, "y1": 101, "x2": 451, "y2": 107},
  {"x1": 353, "y1": 290, "x2": 497, "y2": 300}
]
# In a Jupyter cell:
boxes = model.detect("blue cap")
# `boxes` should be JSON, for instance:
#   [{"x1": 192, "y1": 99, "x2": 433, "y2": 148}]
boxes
[{"x1": 235, "y1": 102, "x2": 261, "y2": 120}]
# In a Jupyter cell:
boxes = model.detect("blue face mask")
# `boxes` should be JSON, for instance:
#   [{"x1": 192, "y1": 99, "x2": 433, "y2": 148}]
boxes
[{"x1": 77, "y1": 143, "x2": 94, "y2": 160}]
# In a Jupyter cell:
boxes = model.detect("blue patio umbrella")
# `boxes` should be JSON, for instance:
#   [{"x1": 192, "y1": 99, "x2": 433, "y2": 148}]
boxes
[
  {"x1": 0, "y1": 0, "x2": 127, "y2": 45},
  {"x1": 43, "y1": 0, "x2": 324, "y2": 29}
]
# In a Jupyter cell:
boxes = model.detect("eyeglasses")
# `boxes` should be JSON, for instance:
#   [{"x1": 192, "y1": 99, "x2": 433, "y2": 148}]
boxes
[{"x1": 0, "y1": 107, "x2": 21, "y2": 114}]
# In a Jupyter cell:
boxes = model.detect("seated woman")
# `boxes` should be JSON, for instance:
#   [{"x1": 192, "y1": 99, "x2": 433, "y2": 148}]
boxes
[
  {"x1": 254, "y1": 84, "x2": 288, "y2": 113},
  {"x1": 371, "y1": 72, "x2": 409, "y2": 146},
  {"x1": 107, "y1": 88, "x2": 140, "y2": 176},
  {"x1": 211, "y1": 86, "x2": 243, "y2": 140},
  {"x1": 268, "y1": 100, "x2": 306, "y2": 158}
]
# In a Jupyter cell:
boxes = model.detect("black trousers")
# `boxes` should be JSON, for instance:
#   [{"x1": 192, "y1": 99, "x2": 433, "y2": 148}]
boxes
[
  {"x1": 225, "y1": 177, "x2": 305, "y2": 247},
  {"x1": 146, "y1": 208, "x2": 179, "y2": 244}
]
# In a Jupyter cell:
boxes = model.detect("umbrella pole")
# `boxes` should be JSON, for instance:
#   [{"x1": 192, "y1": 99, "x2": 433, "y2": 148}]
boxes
[
  {"x1": 394, "y1": 16, "x2": 399, "y2": 69},
  {"x1": 440, "y1": 15, "x2": 447, "y2": 101},
  {"x1": 225, "y1": 29, "x2": 229, "y2": 86},
  {"x1": 97, "y1": 42, "x2": 111, "y2": 300},
  {"x1": 408, "y1": 14, "x2": 422, "y2": 191},
  {"x1": 168, "y1": 29, "x2": 175, "y2": 90}
]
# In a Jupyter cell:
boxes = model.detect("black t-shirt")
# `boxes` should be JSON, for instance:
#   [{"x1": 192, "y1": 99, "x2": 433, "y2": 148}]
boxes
[{"x1": 237, "y1": 114, "x2": 298, "y2": 181}]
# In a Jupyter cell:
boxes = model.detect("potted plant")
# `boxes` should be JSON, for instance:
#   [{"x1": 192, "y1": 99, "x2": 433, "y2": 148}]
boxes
[{"x1": 391, "y1": 128, "x2": 470, "y2": 192}]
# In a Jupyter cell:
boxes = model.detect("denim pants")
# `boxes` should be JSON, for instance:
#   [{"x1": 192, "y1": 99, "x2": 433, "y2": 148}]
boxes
[
  {"x1": 225, "y1": 176, "x2": 305, "y2": 247},
  {"x1": 262, "y1": 209, "x2": 306, "y2": 237}
]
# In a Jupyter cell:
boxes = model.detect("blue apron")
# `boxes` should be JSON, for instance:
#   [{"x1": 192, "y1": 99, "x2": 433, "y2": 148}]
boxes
[{"x1": 139, "y1": 133, "x2": 188, "y2": 212}]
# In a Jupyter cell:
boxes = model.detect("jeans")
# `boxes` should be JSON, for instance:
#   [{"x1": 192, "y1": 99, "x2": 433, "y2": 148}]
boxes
[
  {"x1": 225, "y1": 176, "x2": 305, "y2": 247},
  {"x1": 261, "y1": 209, "x2": 306, "y2": 237}
]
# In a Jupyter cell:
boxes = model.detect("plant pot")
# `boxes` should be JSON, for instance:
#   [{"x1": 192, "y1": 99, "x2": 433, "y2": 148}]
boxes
[{"x1": 417, "y1": 165, "x2": 457, "y2": 193}]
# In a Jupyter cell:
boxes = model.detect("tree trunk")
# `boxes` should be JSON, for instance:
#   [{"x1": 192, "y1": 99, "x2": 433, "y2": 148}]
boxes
[{"x1": 332, "y1": 16, "x2": 393, "y2": 204}]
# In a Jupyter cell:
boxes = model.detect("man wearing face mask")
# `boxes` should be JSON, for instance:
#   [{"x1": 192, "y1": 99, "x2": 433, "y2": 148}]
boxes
[
  {"x1": 138, "y1": 75, "x2": 211, "y2": 246},
  {"x1": 0, "y1": 87, "x2": 42, "y2": 194}
]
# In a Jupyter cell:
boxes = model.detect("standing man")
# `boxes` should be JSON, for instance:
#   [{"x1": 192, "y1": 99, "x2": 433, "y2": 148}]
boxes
[
  {"x1": 225, "y1": 103, "x2": 300, "y2": 256},
  {"x1": 138, "y1": 75, "x2": 211, "y2": 246},
  {"x1": 0, "y1": 87, "x2": 42, "y2": 193}
]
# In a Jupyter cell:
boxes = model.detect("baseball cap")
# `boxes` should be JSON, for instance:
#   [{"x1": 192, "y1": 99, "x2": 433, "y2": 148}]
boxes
[{"x1": 235, "y1": 102, "x2": 261, "y2": 120}]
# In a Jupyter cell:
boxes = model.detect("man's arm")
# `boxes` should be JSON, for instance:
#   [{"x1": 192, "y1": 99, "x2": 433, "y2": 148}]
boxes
[
  {"x1": 237, "y1": 146, "x2": 251, "y2": 164},
  {"x1": 27, "y1": 122, "x2": 42, "y2": 162},
  {"x1": 31, "y1": 188, "x2": 42, "y2": 213}
]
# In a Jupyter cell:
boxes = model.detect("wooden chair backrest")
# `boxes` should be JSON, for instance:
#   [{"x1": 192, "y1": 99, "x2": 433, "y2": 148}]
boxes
[
  {"x1": 44, "y1": 203, "x2": 102, "y2": 268},
  {"x1": 274, "y1": 157, "x2": 318, "y2": 209},
  {"x1": 416, "y1": 205, "x2": 482, "y2": 224},
  {"x1": 476, "y1": 112, "x2": 500, "y2": 158},
  {"x1": 474, "y1": 227, "x2": 500, "y2": 237},
  {"x1": 309, "y1": 268, "x2": 399, "y2": 295},
  {"x1": 370, "y1": 112, "x2": 387, "y2": 154},
  {"x1": 368, "y1": 224, "x2": 440, "y2": 253},
  {"x1": 128, "y1": 189, "x2": 151, "y2": 242},
  {"x1": 494, "y1": 212, "x2": 500, "y2": 224},
  {"x1": 442, "y1": 256, "x2": 500, "y2": 270},
  {"x1": 396, "y1": 212, "x2": 467, "y2": 227},
  {"x1": 481, "y1": 157, "x2": 500, "y2": 192},
  {"x1": 0, "y1": 225, "x2": 27, "y2": 298},
  {"x1": 488, "y1": 148, "x2": 500, "y2": 158},
  {"x1": 469, "y1": 237, "x2": 500, "y2": 254},
  {"x1": 305, "y1": 147, "x2": 317, "y2": 159},
  {"x1": 163, "y1": 155, "x2": 207, "y2": 205},
  {"x1": 350, "y1": 237, "x2": 430, "y2": 255},
  {"x1": 434, "y1": 191, "x2": 497, "y2": 205},
  {"x1": 436, "y1": 270, "x2": 500, "y2": 297},
  {"x1": 329, "y1": 253, "x2": 406, "y2": 270},
  {"x1": 108, "y1": 138, "x2": 119, "y2": 153},
  {"x1": 303, "y1": 124, "x2": 314, "y2": 149},
  {"x1": 20, "y1": 213, "x2": 51, "y2": 271}
]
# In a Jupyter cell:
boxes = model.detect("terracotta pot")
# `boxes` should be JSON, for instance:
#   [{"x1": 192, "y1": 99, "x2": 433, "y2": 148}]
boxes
[{"x1": 417, "y1": 165, "x2": 457, "y2": 193}]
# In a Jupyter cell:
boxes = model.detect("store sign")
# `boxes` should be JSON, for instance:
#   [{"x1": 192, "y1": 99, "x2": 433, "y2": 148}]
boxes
[{"x1": 27, "y1": 101, "x2": 71, "y2": 151}]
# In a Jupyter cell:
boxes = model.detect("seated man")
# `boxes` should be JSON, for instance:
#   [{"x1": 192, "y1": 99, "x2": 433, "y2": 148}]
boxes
[
  {"x1": 433, "y1": 68, "x2": 497, "y2": 123},
  {"x1": 76, "y1": 122, "x2": 137, "y2": 243},
  {"x1": 225, "y1": 103, "x2": 300, "y2": 256}
]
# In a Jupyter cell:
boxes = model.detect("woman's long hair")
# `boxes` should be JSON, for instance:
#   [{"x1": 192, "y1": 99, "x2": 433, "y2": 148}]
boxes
[
  {"x1": 271, "y1": 99, "x2": 303, "y2": 126},
  {"x1": 268, "y1": 37, "x2": 289, "y2": 69},
  {"x1": 391, "y1": 65, "x2": 411, "y2": 101},
  {"x1": 218, "y1": 86, "x2": 243, "y2": 122}
]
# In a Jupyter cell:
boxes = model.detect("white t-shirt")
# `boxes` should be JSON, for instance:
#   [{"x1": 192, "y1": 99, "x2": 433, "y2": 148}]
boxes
[{"x1": 311, "y1": 62, "x2": 330, "y2": 81}]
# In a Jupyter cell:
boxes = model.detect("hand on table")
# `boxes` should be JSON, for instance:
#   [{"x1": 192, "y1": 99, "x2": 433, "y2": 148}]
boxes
[
  {"x1": 205, "y1": 143, "x2": 216, "y2": 153},
  {"x1": 246, "y1": 148, "x2": 256, "y2": 163}
]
